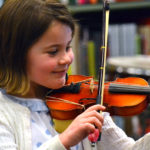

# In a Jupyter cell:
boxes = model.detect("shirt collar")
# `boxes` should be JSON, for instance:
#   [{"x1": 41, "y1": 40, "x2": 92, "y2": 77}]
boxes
[{"x1": 1, "y1": 90, "x2": 49, "y2": 112}]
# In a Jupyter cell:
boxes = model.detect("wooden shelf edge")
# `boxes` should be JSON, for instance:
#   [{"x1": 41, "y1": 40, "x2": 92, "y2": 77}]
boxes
[{"x1": 68, "y1": 1, "x2": 150, "y2": 14}]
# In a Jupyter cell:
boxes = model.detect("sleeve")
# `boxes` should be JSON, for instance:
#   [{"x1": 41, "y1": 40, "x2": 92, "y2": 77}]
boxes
[
  {"x1": 0, "y1": 113, "x2": 17, "y2": 150},
  {"x1": 0, "y1": 120, "x2": 67, "y2": 150},
  {"x1": 97, "y1": 112, "x2": 135, "y2": 150},
  {"x1": 0, "y1": 118, "x2": 67, "y2": 150},
  {"x1": 0, "y1": 102, "x2": 67, "y2": 150},
  {"x1": 128, "y1": 133, "x2": 150, "y2": 150},
  {"x1": 37, "y1": 135, "x2": 67, "y2": 150}
]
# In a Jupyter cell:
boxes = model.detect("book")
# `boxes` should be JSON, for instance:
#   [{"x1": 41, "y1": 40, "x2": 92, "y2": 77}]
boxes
[
  {"x1": 87, "y1": 41, "x2": 96, "y2": 78},
  {"x1": 59, "y1": 0, "x2": 69, "y2": 5},
  {"x1": 91, "y1": 30, "x2": 102, "y2": 79},
  {"x1": 89, "y1": 0, "x2": 98, "y2": 4},
  {"x1": 138, "y1": 25, "x2": 150, "y2": 55},
  {"x1": 69, "y1": 0, "x2": 77, "y2": 5},
  {"x1": 108, "y1": 23, "x2": 137, "y2": 57},
  {"x1": 77, "y1": 0, "x2": 87, "y2": 5},
  {"x1": 78, "y1": 28, "x2": 89, "y2": 76},
  {"x1": 108, "y1": 24, "x2": 120, "y2": 57}
]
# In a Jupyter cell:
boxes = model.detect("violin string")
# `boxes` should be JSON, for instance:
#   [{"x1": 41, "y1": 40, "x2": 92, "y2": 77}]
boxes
[
  {"x1": 46, "y1": 96, "x2": 85, "y2": 109},
  {"x1": 110, "y1": 83, "x2": 149, "y2": 88},
  {"x1": 109, "y1": 83, "x2": 150, "y2": 94},
  {"x1": 66, "y1": 77, "x2": 93, "y2": 85},
  {"x1": 104, "y1": 81, "x2": 149, "y2": 88}
]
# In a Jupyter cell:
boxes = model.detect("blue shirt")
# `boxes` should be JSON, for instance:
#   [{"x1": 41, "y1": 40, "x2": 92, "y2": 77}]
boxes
[{"x1": 2, "y1": 90, "x2": 82, "y2": 150}]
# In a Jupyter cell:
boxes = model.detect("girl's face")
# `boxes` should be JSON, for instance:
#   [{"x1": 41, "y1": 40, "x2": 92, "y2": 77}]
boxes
[{"x1": 27, "y1": 21, "x2": 74, "y2": 93}]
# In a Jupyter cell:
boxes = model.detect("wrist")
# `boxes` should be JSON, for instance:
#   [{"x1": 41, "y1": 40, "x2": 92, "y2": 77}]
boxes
[{"x1": 59, "y1": 133, "x2": 70, "y2": 150}]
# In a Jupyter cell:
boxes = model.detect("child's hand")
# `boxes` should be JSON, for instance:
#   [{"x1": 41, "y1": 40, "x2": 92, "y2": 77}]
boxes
[{"x1": 59, "y1": 104, "x2": 105, "y2": 149}]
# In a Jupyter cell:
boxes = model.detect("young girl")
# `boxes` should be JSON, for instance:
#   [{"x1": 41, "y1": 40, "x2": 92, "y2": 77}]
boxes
[{"x1": 0, "y1": 0, "x2": 149, "y2": 150}]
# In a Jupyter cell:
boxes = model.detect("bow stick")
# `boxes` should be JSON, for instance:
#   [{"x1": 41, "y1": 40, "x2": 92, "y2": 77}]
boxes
[
  {"x1": 96, "y1": 0, "x2": 110, "y2": 110},
  {"x1": 97, "y1": 0, "x2": 110, "y2": 141},
  {"x1": 88, "y1": 0, "x2": 110, "y2": 146}
]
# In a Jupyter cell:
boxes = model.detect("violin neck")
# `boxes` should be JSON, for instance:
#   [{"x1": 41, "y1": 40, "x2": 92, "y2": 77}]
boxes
[{"x1": 109, "y1": 83, "x2": 150, "y2": 95}]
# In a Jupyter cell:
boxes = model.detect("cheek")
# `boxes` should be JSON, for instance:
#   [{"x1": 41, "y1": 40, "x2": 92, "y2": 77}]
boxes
[
  {"x1": 70, "y1": 51, "x2": 74, "y2": 64},
  {"x1": 27, "y1": 58, "x2": 55, "y2": 79},
  {"x1": 40, "y1": 61, "x2": 57, "y2": 76}
]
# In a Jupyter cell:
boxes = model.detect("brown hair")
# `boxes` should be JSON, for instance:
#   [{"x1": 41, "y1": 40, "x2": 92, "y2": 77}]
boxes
[{"x1": 0, "y1": 0, "x2": 75, "y2": 95}]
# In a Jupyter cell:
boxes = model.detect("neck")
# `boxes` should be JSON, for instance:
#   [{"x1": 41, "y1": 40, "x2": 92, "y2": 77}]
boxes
[{"x1": 14, "y1": 83, "x2": 50, "y2": 100}]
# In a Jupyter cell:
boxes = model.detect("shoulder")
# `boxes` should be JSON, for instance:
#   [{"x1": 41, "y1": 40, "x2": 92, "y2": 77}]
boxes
[
  {"x1": 0, "y1": 90, "x2": 30, "y2": 123},
  {"x1": 0, "y1": 90, "x2": 28, "y2": 110},
  {"x1": 0, "y1": 90, "x2": 32, "y2": 150}
]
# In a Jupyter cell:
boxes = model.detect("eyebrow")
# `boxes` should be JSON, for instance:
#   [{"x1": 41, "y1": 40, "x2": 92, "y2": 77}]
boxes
[{"x1": 44, "y1": 39, "x2": 73, "y2": 50}]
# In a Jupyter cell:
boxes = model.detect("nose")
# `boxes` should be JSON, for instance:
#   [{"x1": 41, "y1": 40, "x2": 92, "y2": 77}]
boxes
[{"x1": 59, "y1": 51, "x2": 74, "y2": 65}]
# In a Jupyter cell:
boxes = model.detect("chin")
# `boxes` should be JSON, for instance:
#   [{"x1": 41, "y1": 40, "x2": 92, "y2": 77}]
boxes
[
  {"x1": 55, "y1": 84, "x2": 64, "y2": 89},
  {"x1": 52, "y1": 80, "x2": 66, "y2": 89}
]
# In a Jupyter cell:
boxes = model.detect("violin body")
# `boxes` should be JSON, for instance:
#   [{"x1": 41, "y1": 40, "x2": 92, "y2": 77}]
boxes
[
  {"x1": 104, "y1": 77, "x2": 149, "y2": 116},
  {"x1": 46, "y1": 75, "x2": 150, "y2": 120},
  {"x1": 46, "y1": 75, "x2": 97, "y2": 120}
]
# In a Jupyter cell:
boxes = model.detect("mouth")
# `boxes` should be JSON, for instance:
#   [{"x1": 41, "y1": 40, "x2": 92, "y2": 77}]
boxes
[{"x1": 53, "y1": 70, "x2": 67, "y2": 76}]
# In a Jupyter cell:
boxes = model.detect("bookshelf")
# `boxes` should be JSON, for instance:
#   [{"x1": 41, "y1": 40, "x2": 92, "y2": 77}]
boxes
[
  {"x1": 68, "y1": 1, "x2": 150, "y2": 139},
  {"x1": 68, "y1": 1, "x2": 150, "y2": 76},
  {"x1": 69, "y1": 1, "x2": 150, "y2": 13},
  {"x1": 69, "y1": 1, "x2": 150, "y2": 25}
]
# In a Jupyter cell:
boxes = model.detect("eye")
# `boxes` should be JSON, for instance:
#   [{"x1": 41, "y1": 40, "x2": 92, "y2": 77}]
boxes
[
  {"x1": 48, "y1": 49, "x2": 58, "y2": 56},
  {"x1": 66, "y1": 45, "x2": 72, "y2": 52}
]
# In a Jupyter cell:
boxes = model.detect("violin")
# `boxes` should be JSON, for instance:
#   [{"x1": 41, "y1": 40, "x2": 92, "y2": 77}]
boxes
[
  {"x1": 46, "y1": 75, "x2": 150, "y2": 132},
  {"x1": 45, "y1": 0, "x2": 149, "y2": 137}
]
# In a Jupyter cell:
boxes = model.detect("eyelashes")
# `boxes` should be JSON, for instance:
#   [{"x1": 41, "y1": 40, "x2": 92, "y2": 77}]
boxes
[{"x1": 47, "y1": 45, "x2": 72, "y2": 56}]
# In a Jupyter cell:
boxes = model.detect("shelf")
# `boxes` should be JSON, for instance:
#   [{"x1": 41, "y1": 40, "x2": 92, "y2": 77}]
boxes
[{"x1": 68, "y1": 1, "x2": 150, "y2": 14}]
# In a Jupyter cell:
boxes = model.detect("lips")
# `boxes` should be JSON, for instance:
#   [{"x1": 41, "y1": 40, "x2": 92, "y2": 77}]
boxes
[
  {"x1": 53, "y1": 69, "x2": 67, "y2": 73},
  {"x1": 53, "y1": 67, "x2": 68, "y2": 73},
  {"x1": 53, "y1": 70, "x2": 67, "y2": 77}
]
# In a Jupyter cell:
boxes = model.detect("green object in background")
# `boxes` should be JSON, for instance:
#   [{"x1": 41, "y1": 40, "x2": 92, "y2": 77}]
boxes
[
  {"x1": 69, "y1": 0, "x2": 76, "y2": 5},
  {"x1": 87, "y1": 41, "x2": 96, "y2": 79}
]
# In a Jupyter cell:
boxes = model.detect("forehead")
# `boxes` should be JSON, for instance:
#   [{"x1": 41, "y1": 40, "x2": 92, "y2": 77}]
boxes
[
  {"x1": 29, "y1": 21, "x2": 73, "y2": 51},
  {"x1": 39, "y1": 21, "x2": 73, "y2": 45}
]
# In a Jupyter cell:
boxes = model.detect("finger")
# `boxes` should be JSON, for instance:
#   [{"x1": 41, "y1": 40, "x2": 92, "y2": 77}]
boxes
[
  {"x1": 85, "y1": 104, "x2": 105, "y2": 113},
  {"x1": 80, "y1": 111, "x2": 103, "y2": 131},
  {"x1": 85, "y1": 122, "x2": 96, "y2": 134},
  {"x1": 86, "y1": 116, "x2": 103, "y2": 132},
  {"x1": 82, "y1": 110, "x2": 104, "y2": 124}
]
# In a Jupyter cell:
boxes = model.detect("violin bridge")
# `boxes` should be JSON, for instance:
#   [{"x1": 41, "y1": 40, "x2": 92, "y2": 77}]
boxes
[{"x1": 90, "y1": 78, "x2": 95, "y2": 94}]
